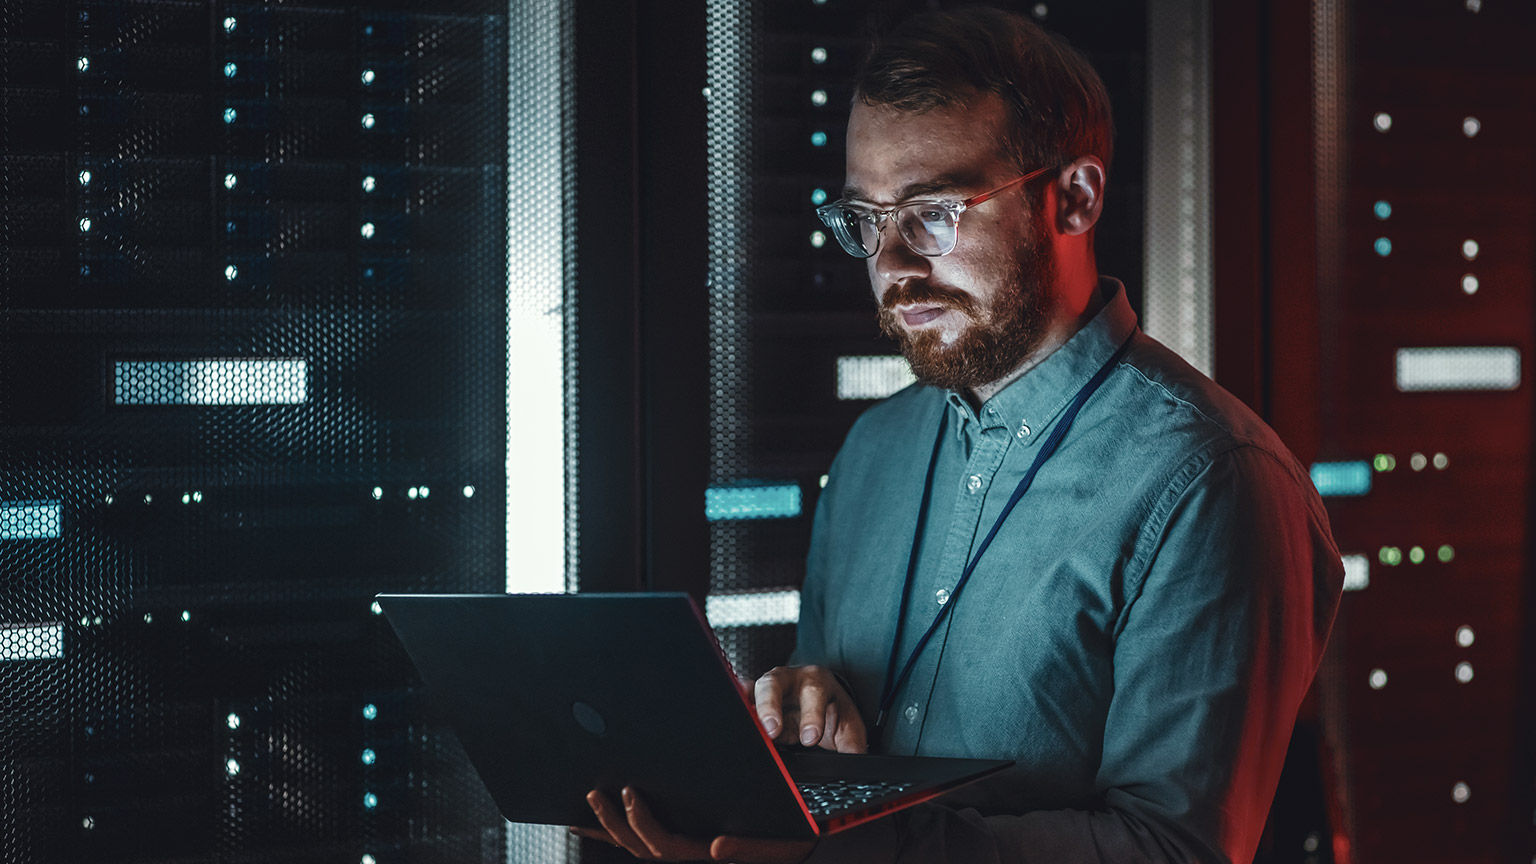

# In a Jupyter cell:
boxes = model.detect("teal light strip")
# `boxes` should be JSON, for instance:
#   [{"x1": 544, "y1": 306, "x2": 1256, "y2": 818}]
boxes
[
  {"x1": 705, "y1": 485, "x2": 802, "y2": 521},
  {"x1": 1310, "y1": 461, "x2": 1371, "y2": 497}
]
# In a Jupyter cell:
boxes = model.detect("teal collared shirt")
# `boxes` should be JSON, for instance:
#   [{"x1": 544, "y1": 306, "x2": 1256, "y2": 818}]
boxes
[{"x1": 795, "y1": 278, "x2": 1343, "y2": 863}]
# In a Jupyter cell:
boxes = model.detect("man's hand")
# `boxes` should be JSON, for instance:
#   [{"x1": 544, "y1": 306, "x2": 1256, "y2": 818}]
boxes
[
  {"x1": 572, "y1": 787, "x2": 815, "y2": 863},
  {"x1": 754, "y1": 665, "x2": 867, "y2": 754}
]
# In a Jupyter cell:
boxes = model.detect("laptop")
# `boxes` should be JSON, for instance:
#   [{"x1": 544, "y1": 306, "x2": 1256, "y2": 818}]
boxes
[{"x1": 376, "y1": 592, "x2": 1012, "y2": 839}]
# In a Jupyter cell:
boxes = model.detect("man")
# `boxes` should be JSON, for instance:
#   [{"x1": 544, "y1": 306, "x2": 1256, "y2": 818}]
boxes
[{"x1": 578, "y1": 7, "x2": 1343, "y2": 862}]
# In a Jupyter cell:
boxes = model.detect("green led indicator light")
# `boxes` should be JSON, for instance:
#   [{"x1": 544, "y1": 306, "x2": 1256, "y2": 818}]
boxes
[
  {"x1": 1438, "y1": 544, "x2": 1455, "y2": 563},
  {"x1": 1378, "y1": 546, "x2": 1402, "y2": 566},
  {"x1": 1408, "y1": 546, "x2": 1425, "y2": 564},
  {"x1": 1373, "y1": 454, "x2": 1396, "y2": 472}
]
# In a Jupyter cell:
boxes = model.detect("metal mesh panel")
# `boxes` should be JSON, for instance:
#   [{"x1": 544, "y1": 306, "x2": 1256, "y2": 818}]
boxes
[{"x1": 0, "y1": 1, "x2": 510, "y2": 861}]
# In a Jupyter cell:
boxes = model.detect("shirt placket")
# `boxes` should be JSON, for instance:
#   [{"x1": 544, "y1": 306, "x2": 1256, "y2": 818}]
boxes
[{"x1": 884, "y1": 405, "x2": 1016, "y2": 754}]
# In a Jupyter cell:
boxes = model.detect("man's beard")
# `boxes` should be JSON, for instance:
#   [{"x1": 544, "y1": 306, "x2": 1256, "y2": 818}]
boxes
[{"x1": 877, "y1": 232, "x2": 1054, "y2": 393}]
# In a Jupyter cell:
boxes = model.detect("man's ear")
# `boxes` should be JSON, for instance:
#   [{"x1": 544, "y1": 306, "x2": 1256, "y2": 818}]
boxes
[{"x1": 1055, "y1": 156, "x2": 1106, "y2": 237}]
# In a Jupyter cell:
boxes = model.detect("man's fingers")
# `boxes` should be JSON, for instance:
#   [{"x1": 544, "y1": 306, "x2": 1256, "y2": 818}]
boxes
[
  {"x1": 754, "y1": 669, "x2": 790, "y2": 739},
  {"x1": 832, "y1": 709, "x2": 868, "y2": 754},
  {"x1": 568, "y1": 826, "x2": 619, "y2": 847},
  {"x1": 796, "y1": 679, "x2": 828, "y2": 747},
  {"x1": 817, "y1": 701, "x2": 839, "y2": 752},
  {"x1": 586, "y1": 790, "x2": 651, "y2": 859},
  {"x1": 624, "y1": 787, "x2": 712, "y2": 862}
]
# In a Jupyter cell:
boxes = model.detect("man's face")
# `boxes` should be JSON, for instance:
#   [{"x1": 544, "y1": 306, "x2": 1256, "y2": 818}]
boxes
[{"x1": 844, "y1": 95, "x2": 1054, "y2": 393}]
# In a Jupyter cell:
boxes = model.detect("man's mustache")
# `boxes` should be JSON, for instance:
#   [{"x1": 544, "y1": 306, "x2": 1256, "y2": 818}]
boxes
[{"x1": 880, "y1": 281, "x2": 978, "y2": 315}]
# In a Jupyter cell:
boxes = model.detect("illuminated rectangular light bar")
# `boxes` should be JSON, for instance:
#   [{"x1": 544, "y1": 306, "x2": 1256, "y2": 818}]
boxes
[
  {"x1": 0, "y1": 501, "x2": 61, "y2": 540},
  {"x1": 705, "y1": 484, "x2": 801, "y2": 521},
  {"x1": 836, "y1": 356, "x2": 916, "y2": 400},
  {"x1": 114, "y1": 359, "x2": 309, "y2": 405},
  {"x1": 1341, "y1": 554, "x2": 1370, "y2": 592},
  {"x1": 1, "y1": 623, "x2": 64, "y2": 661},
  {"x1": 705, "y1": 590, "x2": 800, "y2": 628},
  {"x1": 1310, "y1": 461, "x2": 1371, "y2": 497},
  {"x1": 1395, "y1": 347, "x2": 1520, "y2": 392}
]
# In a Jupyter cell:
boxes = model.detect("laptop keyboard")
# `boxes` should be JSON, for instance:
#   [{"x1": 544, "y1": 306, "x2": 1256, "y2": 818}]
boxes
[{"x1": 795, "y1": 779, "x2": 916, "y2": 815}]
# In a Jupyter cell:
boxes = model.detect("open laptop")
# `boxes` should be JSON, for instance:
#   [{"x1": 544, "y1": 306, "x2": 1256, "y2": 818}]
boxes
[{"x1": 376, "y1": 592, "x2": 1012, "y2": 839}]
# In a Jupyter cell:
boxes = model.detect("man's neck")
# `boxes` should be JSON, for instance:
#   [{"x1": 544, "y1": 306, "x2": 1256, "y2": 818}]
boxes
[{"x1": 967, "y1": 275, "x2": 1107, "y2": 407}]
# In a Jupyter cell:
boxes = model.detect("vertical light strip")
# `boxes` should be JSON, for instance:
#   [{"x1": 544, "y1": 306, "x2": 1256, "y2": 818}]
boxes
[
  {"x1": 506, "y1": 0, "x2": 572, "y2": 596},
  {"x1": 705, "y1": 1, "x2": 755, "y2": 596},
  {"x1": 1143, "y1": 0, "x2": 1214, "y2": 376}
]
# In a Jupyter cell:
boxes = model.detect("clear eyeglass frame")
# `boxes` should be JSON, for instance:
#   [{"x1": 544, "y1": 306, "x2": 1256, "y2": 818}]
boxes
[{"x1": 815, "y1": 164, "x2": 1056, "y2": 259}]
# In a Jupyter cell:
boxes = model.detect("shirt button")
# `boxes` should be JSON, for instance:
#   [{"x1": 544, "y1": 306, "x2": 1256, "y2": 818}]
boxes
[
  {"x1": 904, "y1": 704, "x2": 919, "y2": 723},
  {"x1": 966, "y1": 474, "x2": 982, "y2": 493},
  {"x1": 935, "y1": 588, "x2": 950, "y2": 606},
  {"x1": 1017, "y1": 423, "x2": 1031, "y2": 439}
]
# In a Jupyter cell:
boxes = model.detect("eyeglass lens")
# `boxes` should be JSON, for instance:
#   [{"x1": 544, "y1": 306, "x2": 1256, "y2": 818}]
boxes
[{"x1": 825, "y1": 204, "x2": 960, "y2": 259}]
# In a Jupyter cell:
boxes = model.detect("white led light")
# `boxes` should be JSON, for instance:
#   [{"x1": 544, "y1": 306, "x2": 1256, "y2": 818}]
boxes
[
  {"x1": 1455, "y1": 661, "x2": 1474, "y2": 683},
  {"x1": 810, "y1": 47, "x2": 827, "y2": 64},
  {"x1": 225, "y1": 758, "x2": 241, "y2": 776},
  {"x1": 1433, "y1": 452, "x2": 1448, "y2": 470},
  {"x1": 1373, "y1": 112, "x2": 1392, "y2": 132},
  {"x1": 819, "y1": 474, "x2": 829, "y2": 489},
  {"x1": 1, "y1": 623, "x2": 64, "y2": 661},
  {"x1": 360, "y1": 222, "x2": 375, "y2": 239},
  {"x1": 223, "y1": 16, "x2": 237, "y2": 33},
  {"x1": 836, "y1": 355, "x2": 917, "y2": 400},
  {"x1": 1463, "y1": 116, "x2": 1481, "y2": 138},
  {"x1": 1462, "y1": 239, "x2": 1480, "y2": 260},
  {"x1": 227, "y1": 712, "x2": 241, "y2": 729},
  {"x1": 418, "y1": 486, "x2": 429, "y2": 498},
  {"x1": 192, "y1": 491, "x2": 202, "y2": 502},
  {"x1": 180, "y1": 610, "x2": 190, "y2": 621},
  {"x1": 78, "y1": 217, "x2": 92, "y2": 233},
  {"x1": 370, "y1": 601, "x2": 382, "y2": 615},
  {"x1": 82, "y1": 817, "x2": 94, "y2": 830},
  {"x1": 810, "y1": 89, "x2": 828, "y2": 106},
  {"x1": 362, "y1": 856, "x2": 377, "y2": 864},
  {"x1": 1452, "y1": 782, "x2": 1470, "y2": 803},
  {"x1": 114, "y1": 359, "x2": 309, "y2": 405},
  {"x1": 1456, "y1": 625, "x2": 1475, "y2": 647},
  {"x1": 407, "y1": 487, "x2": 418, "y2": 500},
  {"x1": 361, "y1": 113, "x2": 376, "y2": 130},
  {"x1": 1462, "y1": 274, "x2": 1479, "y2": 294},
  {"x1": 224, "y1": 264, "x2": 239, "y2": 281},
  {"x1": 810, "y1": 230, "x2": 826, "y2": 249},
  {"x1": 1396, "y1": 346, "x2": 1520, "y2": 392},
  {"x1": 78, "y1": 170, "x2": 91, "y2": 187},
  {"x1": 77, "y1": 56, "x2": 89, "y2": 73},
  {"x1": 1032, "y1": 2, "x2": 1049, "y2": 18},
  {"x1": 362, "y1": 175, "x2": 376, "y2": 193},
  {"x1": 462, "y1": 485, "x2": 475, "y2": 498},
  {"x1": 705, "y1": 590, "x2": 800, "y2": 628},
  {"x1": 361, "y1": 69, "x2": 376, "y2": 85},
  {"x1": 371, "y1": 486, "x2": 383, "y2": 500},
  {"x1": 1410, "y1": 452, "x2": 1427, "y2": 471},
  {"x1": 1341, "y1": 554, "x2": 1370, "y2": 591},
  {"x1": 1466, "y1": 0, "x2": 1481, "y2": 10},
  {"x1": 181, "y1": 493, "x2": 190, "y2": 504},
  {"x1": 224, "y1": 173, "x2": 237, "y2": 189},
  {"x1": 1368, "y1": 668, "x2": 1387, "y2": 690}
]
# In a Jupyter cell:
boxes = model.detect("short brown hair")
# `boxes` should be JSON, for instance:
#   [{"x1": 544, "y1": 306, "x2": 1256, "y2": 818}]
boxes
[{"x1": 856, "y1": 6, "x2": 1115, "y2": 178}]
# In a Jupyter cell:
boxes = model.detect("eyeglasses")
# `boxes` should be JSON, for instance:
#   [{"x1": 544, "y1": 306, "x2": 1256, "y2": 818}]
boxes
[{"x1": 815, "y1": 165, "x2": 1055, "y2": 259}]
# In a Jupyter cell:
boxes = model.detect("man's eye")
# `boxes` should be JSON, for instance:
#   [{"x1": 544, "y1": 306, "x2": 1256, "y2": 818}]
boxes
[{"x1": 915, "y1": 206, "x2": 949, "y2": 223}]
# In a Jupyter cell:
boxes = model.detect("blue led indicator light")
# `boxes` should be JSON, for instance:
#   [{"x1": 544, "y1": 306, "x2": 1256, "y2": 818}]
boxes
[
  {"x1": 810, "y1": 131, "x2": 828, "y2": 147},
  {"x1": 224, "y1": 62, "x2": 237, "y2": 78},
  {"x1": 705, "y1": 485, "x2": 802, "y2": 521},
  {"x1": 223, "y1": 107, "x2": 237, "y2": 124},
  {"x1": 811, "y1": 188, "x2": 828, "y2": 205},
  {"x1": 1373, "y1": 237, "x2": 1391, "y2": 257},
  {"x1": 361, "y1": 748, "x2": 376, "y2": 765},
  {"x1": 1373, "y1": 200, "x2": 1391, "y2": 220},
  {"x1": 362, "y1": 703, "x2": 378, "y2": 720},
  {"x1": 1310, "y1": 461, "x2": 1372, "y2": 497},
  {"x1": 363, "y1": 792, "x2": 378, "y2": 809}
]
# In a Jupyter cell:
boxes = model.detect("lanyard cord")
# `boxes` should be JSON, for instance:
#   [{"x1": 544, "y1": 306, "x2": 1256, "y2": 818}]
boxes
[{"x1": 874, "y1": 333, "x2": 1135, "y2": 734}]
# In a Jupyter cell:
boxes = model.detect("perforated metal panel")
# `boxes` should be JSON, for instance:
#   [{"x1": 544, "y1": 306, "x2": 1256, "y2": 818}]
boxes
[{"x1": 0, "y1": 1, "x2": 511, "y2": 861}]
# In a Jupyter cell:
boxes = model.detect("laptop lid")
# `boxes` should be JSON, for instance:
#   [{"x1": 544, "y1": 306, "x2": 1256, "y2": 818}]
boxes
[{"x1": 377, "y1": 592, "x2": 1009, "y2": 839}]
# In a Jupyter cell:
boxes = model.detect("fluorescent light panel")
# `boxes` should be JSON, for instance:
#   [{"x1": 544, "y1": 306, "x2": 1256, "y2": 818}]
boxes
[
  {"x1": 0, "y1": 501, "x2": 61, "y2": 539},
  {"x1": 705, "y1": 590, "x2": 800, "y2": 628},
  {"x1": 1395, "y1": 347, "x2": 1520, "y2": 392},
  {"x1": 1310, "y1": 461, "x2": 1371, "y2": 497},
  {"x1": 1, "y1": 623, "x2": 64, "y2": 661},
  {"x1": 705, "y1": 484, "x2": 801, "y2": 521},
  {"x1": 114, "y1": 359, "x2": 308, "y2": 405},
  {"x1": 1342, "y1": 554, "x2": 1370, "y2": 591},
  {"x1": 836, "y1": 356, "x2": 915, "y2": 400}
]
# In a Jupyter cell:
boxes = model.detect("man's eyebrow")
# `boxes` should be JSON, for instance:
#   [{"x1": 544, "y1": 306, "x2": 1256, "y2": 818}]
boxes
[{"x1": 840, "y1": 174, "x2": 976, "y2": 204}]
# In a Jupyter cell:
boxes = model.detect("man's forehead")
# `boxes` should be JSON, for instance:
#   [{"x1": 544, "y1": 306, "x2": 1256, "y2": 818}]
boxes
[{"x1": 842, "y1": 99, "x2": 1010, "y2": 203}]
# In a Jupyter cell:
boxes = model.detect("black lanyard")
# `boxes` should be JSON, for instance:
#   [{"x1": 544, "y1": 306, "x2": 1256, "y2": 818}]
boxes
[{"x1": 874, "y1": 333, "x2": 1135, "y2": 734}]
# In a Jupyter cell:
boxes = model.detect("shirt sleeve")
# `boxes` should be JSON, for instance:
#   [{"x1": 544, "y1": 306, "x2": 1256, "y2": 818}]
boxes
[{"x1": 802, "y1": 444, "x2": 1345, "y2": 864}]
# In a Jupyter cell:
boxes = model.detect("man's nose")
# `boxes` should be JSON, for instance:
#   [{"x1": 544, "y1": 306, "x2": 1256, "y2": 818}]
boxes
[{"x1": 872, "y1": 224, "x2": 932, "y2": 286}]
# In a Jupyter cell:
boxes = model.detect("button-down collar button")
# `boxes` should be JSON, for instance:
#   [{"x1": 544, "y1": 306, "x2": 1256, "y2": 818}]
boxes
[
  {"x1": 904, "y1": 704, "x2": 919, "y2": 723},
  {"x1": 966, "y1": 474, "x2": 983, "y2": 493},
  {"x1": 1017, "y1": 423, "x2": 1031, "y2": 439},
  {"x1": 935, "y1": 587, "x2": 950, "y2": 606}
]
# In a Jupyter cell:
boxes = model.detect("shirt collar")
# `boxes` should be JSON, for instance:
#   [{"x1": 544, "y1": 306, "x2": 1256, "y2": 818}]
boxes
[{"x1": 944, "y1": 276, "x2": 1139, "y2": 440}]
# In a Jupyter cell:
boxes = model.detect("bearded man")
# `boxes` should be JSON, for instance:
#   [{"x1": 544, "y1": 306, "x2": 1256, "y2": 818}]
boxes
[{"x1": 580, "y1": 7, "x2": 1344, "y2": 863}]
